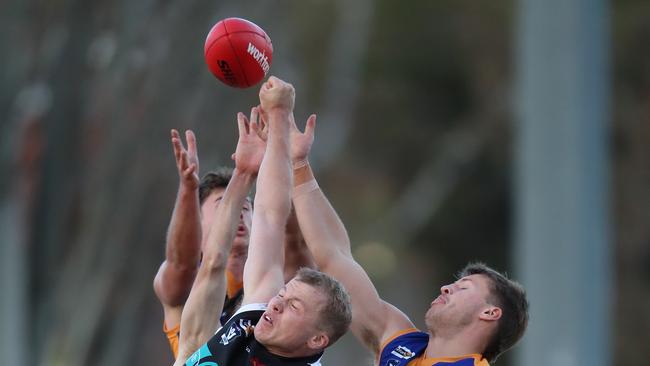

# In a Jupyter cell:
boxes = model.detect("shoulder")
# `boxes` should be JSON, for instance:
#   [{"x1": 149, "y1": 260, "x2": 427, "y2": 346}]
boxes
[
  {"x1": 220, "y1": 303, "x2": 266, "y2": 330},
  {"x1": 185, "y1": 304, "x2": 268, "y2": 365},
  {"x1": 377, "y1": 328, "x2": 428, "y2": 366}
]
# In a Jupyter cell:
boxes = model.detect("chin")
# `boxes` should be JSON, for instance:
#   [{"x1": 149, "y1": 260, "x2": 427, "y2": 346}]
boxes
[
  {"x1": 233, "y1": 236, "x2": 249, "y2": 248},
  {"x1": 254, "y1": 325, "x2": 269, "y2": 343}
]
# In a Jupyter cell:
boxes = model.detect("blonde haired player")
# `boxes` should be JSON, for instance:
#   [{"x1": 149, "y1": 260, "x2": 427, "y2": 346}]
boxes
[{"x1": 174, "y1": 77, "x2": 352, "y2": 366}]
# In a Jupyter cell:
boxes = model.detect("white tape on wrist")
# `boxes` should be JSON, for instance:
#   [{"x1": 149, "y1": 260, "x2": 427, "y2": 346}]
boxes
[
  {"x1": 292, "y1": 159, "x2": 309, "y2": 170},
  {"x1": 293, "y1": 179, "x2": 319, "y2": 198}
]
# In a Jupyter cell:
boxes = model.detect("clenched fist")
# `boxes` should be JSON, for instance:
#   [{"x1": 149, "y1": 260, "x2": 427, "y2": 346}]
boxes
[{"x1": 259, "y1": 76, "x2": 295, "y2": 113}]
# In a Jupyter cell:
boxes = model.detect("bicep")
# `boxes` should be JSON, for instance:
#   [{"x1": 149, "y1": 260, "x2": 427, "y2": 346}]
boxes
[
  {"x1": 321, "y1": 253, "x2": 413, "y2": 353},
  {"x1": 176, "y1": 268, "x2": 227, "y2": 361}
]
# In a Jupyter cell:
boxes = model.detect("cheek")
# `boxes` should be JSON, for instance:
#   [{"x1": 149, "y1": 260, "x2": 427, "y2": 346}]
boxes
[
  {"x1": 201, "y1": 204, "x2": 216, "y2": 226},
  {"x1": 243, "y1": 211, "x2": 253, "y2": 227},
  {"x1": 281, "y1": 311, "x2": 305, "y2": 330}
]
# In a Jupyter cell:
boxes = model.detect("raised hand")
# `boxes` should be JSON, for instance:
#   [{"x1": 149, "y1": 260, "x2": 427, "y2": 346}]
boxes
[
  {"x1": 289, "y1": 114, "x2": 316, "y2": 165},
  {"x1": 258, "y1": 76, "x2": 295, "y2": 114},
  {"x1": 233, "y1": 106, "x2": 267, "y2": 175},
  {"x1": 171, "y1": 129, "x2": 200, "y2": 190}
]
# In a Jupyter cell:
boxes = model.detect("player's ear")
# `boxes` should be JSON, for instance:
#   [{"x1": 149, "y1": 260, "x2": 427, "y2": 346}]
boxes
[
  {"x1": 308, "y1": 332, "x2": 329, "y2": 350},
  {"x1": 479, "y1": 306, "x2": 502, "y2": 321}
]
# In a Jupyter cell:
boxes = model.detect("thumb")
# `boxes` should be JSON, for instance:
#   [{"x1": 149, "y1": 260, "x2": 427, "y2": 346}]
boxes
[{"x1": 304, "y1": 114, "x2": 317, "y2": 138}]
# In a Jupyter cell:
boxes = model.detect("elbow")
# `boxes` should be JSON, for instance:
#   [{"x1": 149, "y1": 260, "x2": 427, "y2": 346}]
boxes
[
  {"x1": 312, "y1": 246, "x2": 349, "y2": 268},
  {"x1": 201, "y1": 251, "x2": 228, "y2": 273}
]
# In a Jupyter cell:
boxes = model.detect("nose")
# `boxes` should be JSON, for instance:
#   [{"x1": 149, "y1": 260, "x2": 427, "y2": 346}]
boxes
[
  {"x1": 272, "y1": 300, "x2": 283, "y2": 313},
  {"x1": 441, "y1": 285, "x2": 452, "y2": 295}
]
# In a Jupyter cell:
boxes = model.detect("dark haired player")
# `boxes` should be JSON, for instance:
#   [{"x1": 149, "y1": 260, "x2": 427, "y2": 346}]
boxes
[
  {"x1": 173, "y1": 76, "x2": 351, "y2": 366},
  {"x1": 289, "y1": 110, "x2": 529, "y2": 365}
]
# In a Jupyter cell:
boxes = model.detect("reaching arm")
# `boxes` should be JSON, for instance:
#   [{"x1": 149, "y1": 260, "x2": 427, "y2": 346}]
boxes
[
  {"x1": 242, "y1": 76, "x2": 295, "y2": 305},
  {"x1": 290, "y1": 122, "x2": 413, "y2": 355},
  {"x1": 154, "y1": 130, "x2": 201, "y2": 315},
  {"x1": 174, "y1": 111, "x2": 265, "y2": 364},
  {"x1": 250, "y1": 113, "x2": 316, "y2": 283},
  {"x1": 283, "y1": 207, "x2": 317, "y2": 282}
]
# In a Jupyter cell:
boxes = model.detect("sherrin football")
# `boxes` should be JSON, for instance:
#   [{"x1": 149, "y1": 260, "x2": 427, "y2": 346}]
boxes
[{"x1": 204, "y1": 18, "x2": 273, "y2": 88}]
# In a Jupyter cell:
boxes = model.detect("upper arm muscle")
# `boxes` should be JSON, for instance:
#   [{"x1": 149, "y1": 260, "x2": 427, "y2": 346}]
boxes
[{"x1": 321, "y1": 252, "x2": 414, "y2": 353}]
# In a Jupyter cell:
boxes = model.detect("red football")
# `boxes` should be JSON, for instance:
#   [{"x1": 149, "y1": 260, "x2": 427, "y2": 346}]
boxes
[{"x1": 204, "y1": 18, "x2": 273, "y2": 88}]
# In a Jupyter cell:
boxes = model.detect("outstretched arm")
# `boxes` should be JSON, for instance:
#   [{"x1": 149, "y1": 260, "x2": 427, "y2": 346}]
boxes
[
  {"x1": 290, "y1": 120, "x2": 413, "y2": 354},
  {"x1": 250, "y1": 114, "x2": 316, "y2": 282},
  {"x1": 154, "y1": 130, "x2": 202, "y2": 328},
  {"x1": 283, "y1": 206, "x2": 316, "y2": 282},
  {"x1": 174, "y1": 110, "x2": 265, "y2": 364},
  {"x1": 242, "y1": 76, "x2": 295, "y2": 305}
]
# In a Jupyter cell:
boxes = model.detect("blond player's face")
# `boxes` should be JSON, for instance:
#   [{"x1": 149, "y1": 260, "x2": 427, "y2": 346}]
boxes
[
  {"x1": 254, "y1": 279, "x2": 326, "y2": 352},
  {"x1": 425, "y1": 274, "x2": 493, "y2": 330},
  {"x1": 200, "y1": 188, "x2": 252, "y2": 252}
]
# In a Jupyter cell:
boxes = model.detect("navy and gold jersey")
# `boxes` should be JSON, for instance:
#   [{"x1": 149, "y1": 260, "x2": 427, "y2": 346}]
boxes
[
  {"x1": 378, "y1": 328, "x2": 489, "y2": 366},
  {"x1": 185, "y1": 303, "x2": 323, "y2": 366}
]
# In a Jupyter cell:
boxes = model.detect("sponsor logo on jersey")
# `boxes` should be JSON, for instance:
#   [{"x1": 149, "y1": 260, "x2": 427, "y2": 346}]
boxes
[
  {"x1": 219, "y1": 318, "x2": 253, "y2": 346},
  {"x1": 220, "y1": 324, "x2": 242, "y2": 345},
  {"x1": 386, "y1": 360, "x2": 400, "y2": 366},
  {"x1": 247, "y1": 42, "x2": 270, "y2": 75},
  {"x1": 391, "y1": 345, "x2": 415, "y2": 360}
]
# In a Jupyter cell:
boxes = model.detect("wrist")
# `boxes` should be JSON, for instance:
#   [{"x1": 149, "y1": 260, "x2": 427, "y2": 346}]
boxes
[
  {"x1": 179, "y1": 182, "x2": 198, "y2": 194},
  {"x1": 292, "y1": 179, "x2": 319, "y2": 199},
  {"x1": 292, "y1": 158, "x2": 309, "y2": 170},
  {"x1": 293, "y1": 163, "x2": 315, "y2": 187},
  {"x1": 264, "y1": 107, "x2": 292, "y2": 119},
  {"x1": 232, "y1": 167, "x2": 258, "y2": 180}
]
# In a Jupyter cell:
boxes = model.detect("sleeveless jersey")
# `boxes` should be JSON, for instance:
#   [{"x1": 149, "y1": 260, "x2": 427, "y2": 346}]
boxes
[{"x1": 378, "y1": 329, "x2": 489, "y2": 366}]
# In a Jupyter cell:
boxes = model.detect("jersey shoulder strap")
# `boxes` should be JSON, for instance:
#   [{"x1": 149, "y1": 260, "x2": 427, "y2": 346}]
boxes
[{"x1": 378, "y1": 329, "x2": 428, "y2": 366}]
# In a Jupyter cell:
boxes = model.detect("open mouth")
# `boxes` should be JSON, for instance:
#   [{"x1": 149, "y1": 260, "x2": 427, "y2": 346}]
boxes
[{"x1": 236, "y1": 224, "x2": 247, "y2": 236}]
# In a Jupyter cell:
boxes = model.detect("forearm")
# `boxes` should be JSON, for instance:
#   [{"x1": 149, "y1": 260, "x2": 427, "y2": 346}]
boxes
[
  {"x1": 166, "y1": 185, "x2": 202, "y2": 267},
  {"x1": 293, "y1": 163, "x2": 412, "y2": 351},
  {"x1": 283, "y1": 208, "x2": 316, "y2": 281},
  {"x1": 243, "y1": 109, "x2": 293, "y2": 302},
  {"x1": 292, "y1": 163, "x2": 352, "y2": 263},
  {"x1": 254, "y1": 109, "x2": 292, "y2": 215},
  {"x1": 176, "y1": 169, "x2": 255, "y2": 361},
  {"x1": 202, "y1": 169, "x2": 255, "y2": 268}
]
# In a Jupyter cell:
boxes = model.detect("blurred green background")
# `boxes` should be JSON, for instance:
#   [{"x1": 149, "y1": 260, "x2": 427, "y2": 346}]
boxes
[{"x1": 1, "y1": 0, "x2": 648, "y2": 365}]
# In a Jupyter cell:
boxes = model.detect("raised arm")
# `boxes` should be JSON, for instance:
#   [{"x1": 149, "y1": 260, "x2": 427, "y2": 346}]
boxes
[
  {"x1": 249, "y1": 113, "x2": 316, "y2": 282},
  {"x1": 290, "y1": 119, "x2": 413, "y2": 354},
  {"x1": 154, "y1": 130, "x2": 202, "y2": 328},
  {"x1": 242, "y1": 76, "x2": 295, "y2": 305},
  {"x1": 174, "y1": 111, "x2": 264, "y2": 364},
  {"x1": 283, "y1": 206, "x2": 316, "y2": 282}
]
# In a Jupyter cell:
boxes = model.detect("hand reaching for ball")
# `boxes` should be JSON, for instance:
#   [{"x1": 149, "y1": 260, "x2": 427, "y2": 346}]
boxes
[{"x1": 259, "y1": 76, "x2": 295, "y2": 113}]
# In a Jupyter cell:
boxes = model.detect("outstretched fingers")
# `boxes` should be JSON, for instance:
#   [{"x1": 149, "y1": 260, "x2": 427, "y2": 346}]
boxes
[
  {"x1": 237, "y1": 112, "x2": 250, "y2": 137},
  {"x1": 257, "y1": 112, "x2": 269, "y2": 141},
  {"x1": 171, "y1": 129, "x2": 185, "y2": 164},
  {"x1": 303, "y1": 114, "x2": 317, "y2": 138},
  {"x1": 185, "y1": 130, "x2": 198, "y2": 160}
]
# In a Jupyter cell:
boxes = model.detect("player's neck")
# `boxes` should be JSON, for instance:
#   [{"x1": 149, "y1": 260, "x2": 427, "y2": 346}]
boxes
[{"x1": 424, "y1": 326, "x2": 487, "y2": 360}]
